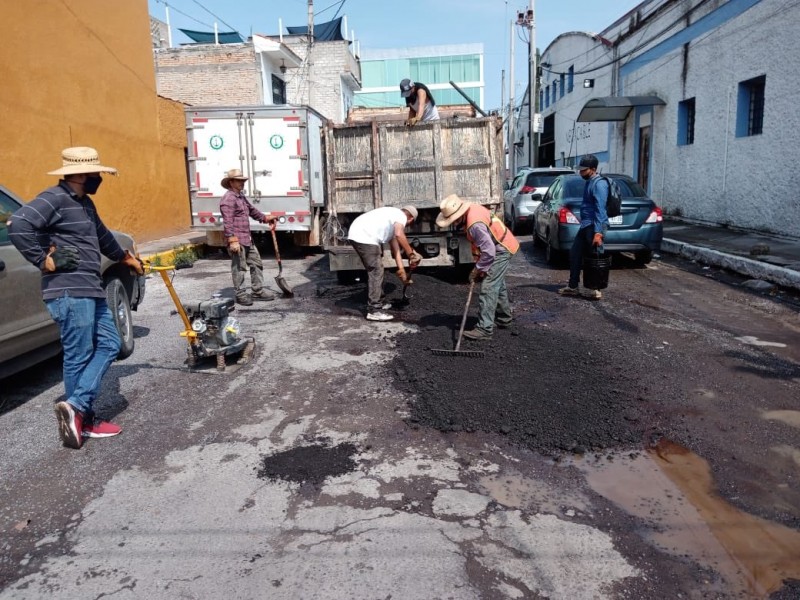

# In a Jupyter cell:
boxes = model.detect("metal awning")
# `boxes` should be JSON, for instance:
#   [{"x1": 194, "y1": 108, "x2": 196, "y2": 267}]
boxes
[{"x1": 577, "y1": 96, "x2": 666, "y2": 122}]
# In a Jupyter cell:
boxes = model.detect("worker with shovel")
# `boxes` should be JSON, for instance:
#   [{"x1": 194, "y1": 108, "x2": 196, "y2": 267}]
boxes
[
  {"x1": 347, "y1": 205, "x2": 422, "y2": 321},
  {"x1": 219, "y1": 169, "x2": 278, "y2": 306},
  {"x1": 436, "y1": 194, "x2": 519, "y2": 340}
]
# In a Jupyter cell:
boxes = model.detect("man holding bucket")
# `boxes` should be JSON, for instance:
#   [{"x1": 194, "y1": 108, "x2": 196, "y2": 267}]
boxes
[{"x1": 558, "y1": 155, "x2": 609, "y2": 300}]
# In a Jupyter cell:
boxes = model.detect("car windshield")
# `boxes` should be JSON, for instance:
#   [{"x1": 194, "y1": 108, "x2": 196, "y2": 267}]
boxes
[
  {"x1": 559, "y1": 175, "x2": 649, "y2": 198},
  {"x1": 563, "y1": 176, "x2": 585, "y2": 197},
  {"x1": 526, "y1": 173, "x2": 570, "y2": 188},
  {"x1": 614, "y1": 178, "x2": 648, "y2": 197}
]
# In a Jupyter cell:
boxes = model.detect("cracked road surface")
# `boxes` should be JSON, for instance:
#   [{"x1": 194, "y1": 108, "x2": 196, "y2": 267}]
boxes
[{"x1": 1, "y1": 241, "x2": 798, "y2": 599}]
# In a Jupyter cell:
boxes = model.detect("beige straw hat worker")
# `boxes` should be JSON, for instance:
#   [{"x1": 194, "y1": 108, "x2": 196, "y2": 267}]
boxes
[
  {"x1": 435, "y1": 194, "x2": 472, "y2": 228},
  {"x1": 221, "y1": 168, "x2": 249, "y2": 189},
  {"x1": 47, "y1": 146, "x2": 117, "y2": 176}
]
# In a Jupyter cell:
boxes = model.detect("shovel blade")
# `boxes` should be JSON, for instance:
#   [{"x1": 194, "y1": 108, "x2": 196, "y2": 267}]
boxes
[{"x1": 275, "y1": 275, "x2": 294, "y2": 297}]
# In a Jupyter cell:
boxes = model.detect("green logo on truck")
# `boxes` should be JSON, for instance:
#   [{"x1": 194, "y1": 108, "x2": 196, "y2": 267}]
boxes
[
  {"x1": 209, "y1": 135, "x2": 224, "y2": 150},
  {"x1": 269, "y1": 134, "x2": 284, "y2": 149}
]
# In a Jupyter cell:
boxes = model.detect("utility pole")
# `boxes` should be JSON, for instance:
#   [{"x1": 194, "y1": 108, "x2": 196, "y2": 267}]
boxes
[
  {"x1": 508, "y1": 20, "x2": 516, "y2": 177},
  {"x1": 517, "y1": 3, "x2": 536, "y2": 167}
]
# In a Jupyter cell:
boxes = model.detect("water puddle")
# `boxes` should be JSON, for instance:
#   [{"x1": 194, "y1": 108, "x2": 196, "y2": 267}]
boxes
[
  {"x1": 651, "y1": 440, "x2": 800, "y2": 596},
  {"x1": 577, "y1": 442, "x2": 800, "y2": 596},
  {"x1": 516, "y1": 309, "x2": 556, "y2": 325},
  {"x1": 762, "y1": 410, "x2": 800, "y2": 429}
]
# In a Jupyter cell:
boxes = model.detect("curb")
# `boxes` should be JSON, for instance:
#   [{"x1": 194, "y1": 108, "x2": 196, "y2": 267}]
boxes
[
  {"x1": 661, "y1": 238, "x2": 800, "y2": 291},
  {"x1": 139, "y1": 242, "x2": 207, "y2": 268}
]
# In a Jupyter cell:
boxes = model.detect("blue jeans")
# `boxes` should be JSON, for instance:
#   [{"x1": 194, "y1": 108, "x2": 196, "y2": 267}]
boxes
[
  {"x1": 45, "y1": 296, "x2": 121, "y2": 415},
  {"x1": 475, "y1": 249, "x2": 513, "y2": 334}
]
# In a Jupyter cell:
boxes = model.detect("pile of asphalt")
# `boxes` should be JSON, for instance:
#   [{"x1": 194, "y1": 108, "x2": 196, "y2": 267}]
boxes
[{"x1": 340, "y1": 271, "x2": 653, "y2": 455}]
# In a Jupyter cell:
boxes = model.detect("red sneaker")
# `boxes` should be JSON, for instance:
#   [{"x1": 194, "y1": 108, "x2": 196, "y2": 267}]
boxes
[
  {"x1": 54, "y1": 402, "x2": 83, "y2": 449},
  {"x1": 82, "y1": 420, "x2": 122, "y2": 439}
]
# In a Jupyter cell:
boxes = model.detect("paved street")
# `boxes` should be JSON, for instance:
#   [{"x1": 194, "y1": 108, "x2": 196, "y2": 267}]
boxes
[{"x1": 1, "y1": 240, "x2": 798, "y2": 599}]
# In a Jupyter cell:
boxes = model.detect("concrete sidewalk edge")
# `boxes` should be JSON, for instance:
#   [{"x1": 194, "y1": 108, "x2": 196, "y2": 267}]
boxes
[
  {"x1": 139, "y1": 241, "x2": 207, "y2": 267},
  {"x1": 661, "y1": 238, "x2": 800, "y2": 291}
]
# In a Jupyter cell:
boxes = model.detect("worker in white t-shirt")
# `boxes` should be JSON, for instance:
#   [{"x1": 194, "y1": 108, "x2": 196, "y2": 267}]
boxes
[{"x1": 347, "y1": 206, "x2": 422, "y2": 321}]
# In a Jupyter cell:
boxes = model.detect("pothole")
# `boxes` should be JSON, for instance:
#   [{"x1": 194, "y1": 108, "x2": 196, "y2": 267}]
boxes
[{"x1": 257, "y1": 443, "x2": 359, "y2": 484}]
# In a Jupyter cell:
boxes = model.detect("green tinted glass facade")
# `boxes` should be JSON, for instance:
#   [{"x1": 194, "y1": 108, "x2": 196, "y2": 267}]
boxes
[
  {"x1": 356, "y1": 87, "x2": 482, "y2": 108},
  {"x1": 356, "y1": 48, "x2": 483, "y2": 108}
]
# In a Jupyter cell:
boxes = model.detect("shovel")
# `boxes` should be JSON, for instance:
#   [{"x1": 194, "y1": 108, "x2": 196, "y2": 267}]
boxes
[
  {"x1": 269, "y1": 224, "x2": 294, "y2": 297},
  {"x1": 431, "y1": 281, "x2": 484, "y2": 358}
]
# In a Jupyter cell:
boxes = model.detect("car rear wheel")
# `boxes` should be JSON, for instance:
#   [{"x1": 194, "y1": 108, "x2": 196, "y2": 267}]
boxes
[
  {"x1": 634, "y1": 250, "x2": 653, "y2": 265},
  {"x1": 106, "y1": 277, "x2": 134, "y2": 360},
  {"x1": 545, "y1": 239, "x2": 563, "y2": 266}
]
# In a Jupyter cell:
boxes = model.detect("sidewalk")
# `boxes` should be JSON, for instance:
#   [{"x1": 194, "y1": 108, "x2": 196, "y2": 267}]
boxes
[
  {"x1": 661, "y1": 219, "x2": 800, "y2": 291},
  {"x1": 137, "y1": 222, "x2": 800, "y2": 291}
]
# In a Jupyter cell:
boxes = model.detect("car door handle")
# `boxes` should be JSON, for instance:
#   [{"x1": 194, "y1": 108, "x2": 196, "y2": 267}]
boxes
[{"x1": 0, "y1": 260, "x2": 5, "y2": 272}]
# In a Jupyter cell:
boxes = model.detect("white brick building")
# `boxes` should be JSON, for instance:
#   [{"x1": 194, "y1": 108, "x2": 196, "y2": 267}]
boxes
[
  {"x1": 152, "y1": 22, "x2": 361, "y2": 124},
  {"x1": 531, "y1": 0, "x2": 800, "y2": 238}
]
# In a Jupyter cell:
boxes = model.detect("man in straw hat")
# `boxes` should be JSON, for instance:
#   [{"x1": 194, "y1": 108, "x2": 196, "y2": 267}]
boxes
[
  {"x1": 435, "y1": 194, "x2": 520, "y2": 340},
  {"x1": 219, "y1": 168, "x2": 278, "y2": 306},
  {"x1": 8, "y1": 146, "x2": 144, "y2": 449},
  {"x1": 346, "y1": 205, "x2": 422, "y2": 321}
]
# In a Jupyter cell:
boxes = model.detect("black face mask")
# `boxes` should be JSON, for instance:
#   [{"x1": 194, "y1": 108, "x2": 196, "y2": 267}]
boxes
[{"x1": 83, "y1": 175, "x2": 103, "y2": 195}]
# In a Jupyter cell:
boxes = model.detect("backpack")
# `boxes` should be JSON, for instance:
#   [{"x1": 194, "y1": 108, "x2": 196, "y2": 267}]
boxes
[{"x1": 601, "y1": 176, "x2": 622, "y2": 218}]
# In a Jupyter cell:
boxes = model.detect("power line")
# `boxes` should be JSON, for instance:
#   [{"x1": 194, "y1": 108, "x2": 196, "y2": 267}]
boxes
[
  {"x1": 154, "y1": 0, "x2": 213, "y2": 29},
  {"x1": 189, "y1": 0, "x2": 239, "y2": 33}
]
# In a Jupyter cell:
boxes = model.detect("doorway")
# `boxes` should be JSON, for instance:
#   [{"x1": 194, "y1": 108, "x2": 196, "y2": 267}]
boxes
[{"x1": 637, "y1": 126, "x2": 651, "y2": 191}]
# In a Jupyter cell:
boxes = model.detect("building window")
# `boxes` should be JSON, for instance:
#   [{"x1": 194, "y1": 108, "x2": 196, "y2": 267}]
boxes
[
  {"x1": 539, "y1": 89, "x2": 543, "y2": 110},
  {"x1": 677, "y1": 97, "x2": 695, "y2": 146},
  {"x1": 559, "y1": 72, "x2": 565, "y2": 98},
  {"x1": 567, "y1": 66, "x2": 574, "y2": 93},
  {"x1": 736, "y1": 75, "x2": 765, "y2": 137},
  {"x1": 552, "y1": 81, "x2": 557, "y2": 103},
  {"x1": 272, "y1": 75, "x2": 286, "y2": 105}
]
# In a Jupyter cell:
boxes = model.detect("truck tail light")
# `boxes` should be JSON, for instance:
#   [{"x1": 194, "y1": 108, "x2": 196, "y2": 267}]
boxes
[
  {"x1": 558, "y1": 208, "x2": 580, "y2": 224},
  {"x1": 520, "y1": 186, "x2": 534, "y2": 194}
]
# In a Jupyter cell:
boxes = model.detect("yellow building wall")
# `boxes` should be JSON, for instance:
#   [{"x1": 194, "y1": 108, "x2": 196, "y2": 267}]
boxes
[{"x1": 0, "y1": 0, "x2": 190, "y2": 242}]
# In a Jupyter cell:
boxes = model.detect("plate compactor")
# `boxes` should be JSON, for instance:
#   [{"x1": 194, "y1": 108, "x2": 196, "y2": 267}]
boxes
[{"x1": 150, "y1": 265, "x2": 255, "y2": 371}]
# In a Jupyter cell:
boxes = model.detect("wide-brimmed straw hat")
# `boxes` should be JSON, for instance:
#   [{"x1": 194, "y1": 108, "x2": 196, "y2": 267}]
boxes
[
  {"x1": 47, "y1": 147, "x2": 117, "y2": 176},
  {"x1": 435, "y1": 194, "x2": 471, "y2": 228},
  {"x1": 221, "y1": 168, "x2": 249, "y2": 189}
]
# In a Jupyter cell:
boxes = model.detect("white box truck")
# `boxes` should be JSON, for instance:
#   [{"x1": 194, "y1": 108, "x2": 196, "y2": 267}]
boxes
[{"x1": 186, "y1": 105, "x2": 325, "y2": 247}]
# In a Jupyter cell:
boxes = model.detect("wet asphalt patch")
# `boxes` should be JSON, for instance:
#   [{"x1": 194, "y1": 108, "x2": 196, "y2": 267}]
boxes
[{"x1": 257, "y1": 443, "x2": 359, "y2": 485}]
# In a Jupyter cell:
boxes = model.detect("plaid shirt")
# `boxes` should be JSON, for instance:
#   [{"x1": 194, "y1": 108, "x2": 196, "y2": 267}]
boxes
[{"x1": 219, "y1": 189, "x2": 265, "y2": 247}]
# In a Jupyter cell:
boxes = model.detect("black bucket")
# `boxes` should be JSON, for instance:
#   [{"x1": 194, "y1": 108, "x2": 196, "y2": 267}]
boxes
[{"x1": 583, "y1": 253, "x2": 611, "y2": 290}]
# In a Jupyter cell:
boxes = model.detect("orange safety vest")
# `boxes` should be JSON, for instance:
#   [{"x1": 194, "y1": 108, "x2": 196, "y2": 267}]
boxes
[{"x1": 464, "y1": 204, "x2": 520, "y2": 257}]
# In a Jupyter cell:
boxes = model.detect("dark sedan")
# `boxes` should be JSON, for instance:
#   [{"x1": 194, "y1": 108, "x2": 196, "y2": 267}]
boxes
[{"x1": 532, "y1": 174, "x2": 663, "y2": 265}]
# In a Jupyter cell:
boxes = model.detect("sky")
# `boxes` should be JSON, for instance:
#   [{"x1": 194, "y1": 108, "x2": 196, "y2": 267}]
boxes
[{"x1": 148, "y1": 0, "x2": 644, "y2": 111}]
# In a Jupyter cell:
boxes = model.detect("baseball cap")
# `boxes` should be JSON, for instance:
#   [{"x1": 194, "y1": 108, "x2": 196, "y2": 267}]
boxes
[
  {"x1": 402, "y1": 205, "x2": 418, "y2": 220},
  {"x1": 577, "y1": 155, "x2": 599, "y2": 170},
  {"x1": 399, "y1": 78, "x2": 414, "y2": 98}
]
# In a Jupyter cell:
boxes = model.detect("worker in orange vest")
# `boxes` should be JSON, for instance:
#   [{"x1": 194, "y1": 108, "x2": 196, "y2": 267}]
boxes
[{"x1": 436, "y1": 194, "x2": 520, "y2": 340}]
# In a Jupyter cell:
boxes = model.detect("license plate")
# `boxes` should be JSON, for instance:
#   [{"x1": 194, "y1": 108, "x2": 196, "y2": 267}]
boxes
[{"x1": 609, "y1": 215, "x2": 623, "y2": 225}]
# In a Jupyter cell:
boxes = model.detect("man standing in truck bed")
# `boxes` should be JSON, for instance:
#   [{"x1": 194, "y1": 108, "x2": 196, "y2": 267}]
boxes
[
  {"x1": 347, "y1": 206, "x2": 422, "y2": 322},
  {"x1": 400, "y1": 79, "x2": 440, "y2": 125}
]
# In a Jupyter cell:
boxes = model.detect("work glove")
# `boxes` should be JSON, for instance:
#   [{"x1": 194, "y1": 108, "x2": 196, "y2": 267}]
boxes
[
  {"x1": 121, "y1": 250, "x2": 145, "y2": 275},
  {"x1": 228, "y1": 236, "x2": 241, "y2": 254},
  {"x1": 397, "y1": 269, "x2": 412, "y2": 285},
  {"x1": 469, "y1": 268, "x2": 487, "y2": 284},
  {"x1": 409, "y1": 251, "x2": 422, "y2": 269},
  {"x1": 261, "y1": 215, "x2": 278, "y2": 225},
  {"x1": 592, "y1": 233, "x2": 604, "y2": 247},
  {"x1": 406, "y1": 116, "x2": 420, "y2": 126},
  {"x1": 43, "y1": 245, "x2": 79, "y2": 273}
]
